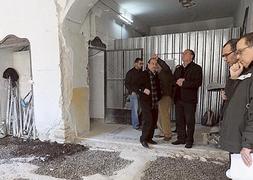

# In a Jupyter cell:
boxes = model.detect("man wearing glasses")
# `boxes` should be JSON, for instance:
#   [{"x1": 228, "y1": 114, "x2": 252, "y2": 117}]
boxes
[
  {"x1": 220, "y1": 39, "x2": 238, "y2": 121},
  {"x1": 220, "y1": 32, "x2": 253, "y2": 171}
]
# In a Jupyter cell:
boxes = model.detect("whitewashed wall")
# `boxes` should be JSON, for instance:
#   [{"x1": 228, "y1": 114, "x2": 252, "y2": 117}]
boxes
[
  {"x1": 62, "y1": 1, "x2": 144, "y2": 133},
  {"x1": 80, "y1": 3, "x2": 142, "y2": 50},
  {"x1": 0, "y1": 0, "x2": 62, "y2": 141},
  {"x1": 13, "y1": 51, "x2": 32, "y2": 98}
]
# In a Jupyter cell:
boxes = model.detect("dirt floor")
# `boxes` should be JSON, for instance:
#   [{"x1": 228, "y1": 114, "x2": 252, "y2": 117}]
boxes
[{"x1": 0, "y1": 136, "x2": 229, "y2": 180}]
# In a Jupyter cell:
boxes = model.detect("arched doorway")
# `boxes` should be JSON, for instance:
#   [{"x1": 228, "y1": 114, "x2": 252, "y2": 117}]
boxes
[
  {"x1": 61, "y1": 0, "x2": 143, "y2": 139},
  {"x1": 0, "y1": 35, "x2": 35, "y2": 139}
]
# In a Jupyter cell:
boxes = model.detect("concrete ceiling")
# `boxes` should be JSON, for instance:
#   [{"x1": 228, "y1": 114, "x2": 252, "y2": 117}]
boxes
[{"x1": 113, "y1": 0, "x2": 240, "y2": 27}]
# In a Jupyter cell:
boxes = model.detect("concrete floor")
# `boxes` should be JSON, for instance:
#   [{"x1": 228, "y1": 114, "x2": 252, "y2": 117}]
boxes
[
  {"x1": 77, "y1": 119, "x2": 227, "y2": 159},
  {"x1": 0, "y1": 120, "x2": 229, "y2": 180}
]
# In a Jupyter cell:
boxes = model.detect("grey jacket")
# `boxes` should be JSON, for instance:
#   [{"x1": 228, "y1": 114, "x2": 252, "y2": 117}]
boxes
[{"x1": 220, "y1": 64, "x2": 253, "y2": 153}]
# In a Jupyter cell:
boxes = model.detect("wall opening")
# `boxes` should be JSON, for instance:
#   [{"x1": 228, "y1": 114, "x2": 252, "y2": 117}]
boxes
[
  {"x1": 0, "y1": 35, "x2": 35, "y2": 139},
  {"x1": 88, "y1": 37, "x2": 106, "y2": 125}
]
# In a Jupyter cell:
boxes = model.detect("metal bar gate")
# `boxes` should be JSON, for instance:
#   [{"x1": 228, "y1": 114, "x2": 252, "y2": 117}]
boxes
[{"x1": 105, "y1": 48, "x2": 143, "y2": 124}]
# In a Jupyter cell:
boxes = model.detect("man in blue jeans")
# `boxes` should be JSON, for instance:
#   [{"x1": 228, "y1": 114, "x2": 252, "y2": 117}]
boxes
[{"x1": 125, "y1": 58, "x2": 144, "y2": 129}]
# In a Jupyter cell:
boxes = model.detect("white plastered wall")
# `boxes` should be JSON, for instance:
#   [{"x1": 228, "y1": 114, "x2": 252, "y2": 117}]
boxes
[
  {"x1": 0, "y1": 0, "x2": 63, "y2": 141},
  {"x1": 56, "y1": 0, "x2": 100, "y2": 138},
  {"x1": 80, "y1": 3, "x2": 142, "y2": 49},
  {"x1": 59, "y1": 0, "x2": 143, "y2": 137},
  {"x1": 13, "y1": 51, "x2": 32, "y2": 98},
  {"x1": 0, "y1": 0, "x2": 111, "y2": 142}
]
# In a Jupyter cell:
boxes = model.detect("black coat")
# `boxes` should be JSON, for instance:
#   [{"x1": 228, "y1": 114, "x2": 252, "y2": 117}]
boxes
[
  {"x1": 173, "y1": 61, "x2": 202, "y2": 104},
  {"x1": 125, "y1": 67, "x2": 142, "y2": 94},
  {"x1": 220, "y1": 65, "x2": 253, "y2": 153},
  {"x1": 137, "y1": 69, "x2": 161, "y2": 108},
  {"x1": 157, "y1": 58, "x2": 174, "y2": 97}
]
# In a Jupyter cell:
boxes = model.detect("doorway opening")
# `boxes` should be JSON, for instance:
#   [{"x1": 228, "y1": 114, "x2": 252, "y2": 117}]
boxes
[
  {"x1": 105, "y1": 48, "x2": 143, "y2": 124},
  {"x1": 88, "y1": 37, "x2": 106, "y2": 124},
  {"x1": 0, "y1": 35, "x2": 35, "y2": 139},
  {"x1": 88, "y1": 37, "x2": 144, "y2": 131}
]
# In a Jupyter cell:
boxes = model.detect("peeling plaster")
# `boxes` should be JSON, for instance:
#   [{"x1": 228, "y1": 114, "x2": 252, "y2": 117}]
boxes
[
  {"x1": 54, "y1": 0, "x2": 75, "y2": 143},
  {"x1": 53, "y1": 0, "x2": 98, "y2": 142}
]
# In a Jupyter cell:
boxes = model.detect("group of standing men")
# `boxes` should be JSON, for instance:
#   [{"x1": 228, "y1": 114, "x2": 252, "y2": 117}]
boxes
[
  {"x1": 125, "y1": 49, "x2": 202, "y2": 149},
  {"x1": 125, "y1": 32, "x2": 253, "y2": 169}
]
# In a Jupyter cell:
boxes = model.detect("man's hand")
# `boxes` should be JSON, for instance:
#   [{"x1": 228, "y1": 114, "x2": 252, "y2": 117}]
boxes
[
  {"x1": 176, "y1": 78, "x2": 185, "y2": 87},
  {"x1": 151, "y1": 53, "x2": 158, "y2": 60},
  {"x1": 221, "y1": 90, "x2": 227, "y2": 100},
  {"x1": 230, "y1": 62, "x2": 243, "y2": 79},
  {"x1": 240, "y1": 147, "x2": 252, "y2": 167},
  {"x1": 143, "y1": 88, "x2": 150, "y2": 95}
]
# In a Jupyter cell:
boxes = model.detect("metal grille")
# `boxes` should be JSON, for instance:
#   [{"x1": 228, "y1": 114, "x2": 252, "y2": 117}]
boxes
[
  {"x1": 105, "y1": 49, "x2": 143, "y2": 123},
  {"x1": 114, "y1": 28, "x2": 240, "y2": 123}
]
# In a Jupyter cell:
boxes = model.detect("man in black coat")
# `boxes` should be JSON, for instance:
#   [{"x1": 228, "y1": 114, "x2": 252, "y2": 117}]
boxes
[
  {"x1": 125, "y1": 58, "x2": 143, "y2": 129},
  {"x1": 138, "y1": 57, "x2": 161, "y2": 148},
  {"x1": 172, "y1": 49, "x2": 202, "y2": 148},
  {"x1": 221, "y1": 32, "x2": 253, "y2": 168},
  {"x1": 219, "y1": 39, "x2": 239, "y2": 123}
]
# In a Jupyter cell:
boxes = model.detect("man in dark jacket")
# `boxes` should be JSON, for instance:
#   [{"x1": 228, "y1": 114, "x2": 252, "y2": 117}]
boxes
[
  {"x1": 125, "y1": 58, "x2": 143, "y2": 129},
  {"x1": 220, "y1": 32, "x2": 253, "y2": 167},
  {"x1": 155, "y1": 56, "x2": 174, "y2": 141},
  {"x1": 172, "y1": 49, "x2": 202, "y2": 148},
  {"x1": 138, "y1": 57, "x2": 161, "y2": 148},
  {"x1": 220, "y1": 39, "x2": 238, "y2": 112}
]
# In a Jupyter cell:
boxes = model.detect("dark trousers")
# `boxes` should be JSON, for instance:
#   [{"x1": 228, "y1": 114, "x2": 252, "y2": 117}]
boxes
[
  {"x1": 175, "y1": 100, "x2": 197, "y2": 144},
  {"x1": 140, "y1": 101, "x2": 158, "y2": 142}
]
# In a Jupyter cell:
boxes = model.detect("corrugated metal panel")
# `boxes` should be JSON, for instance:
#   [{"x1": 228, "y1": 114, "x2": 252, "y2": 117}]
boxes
[
  {"x1": 105, "y1": 49, "x2": 143, "y2": 124},
  {"x1": 106, "y1": 50, "x2": 142, "y2": 108},
  {"x1": 114, "y1": 28, "x2": 240, "y2": 123}
]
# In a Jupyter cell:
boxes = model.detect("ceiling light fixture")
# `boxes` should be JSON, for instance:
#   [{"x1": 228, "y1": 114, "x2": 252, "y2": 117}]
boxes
[
  {"x1": 118, "y1": 14, "x2": 133, "y2": 25},
  {"x1": 179, "y1": 0, "x2": 196, "y2": 8}
]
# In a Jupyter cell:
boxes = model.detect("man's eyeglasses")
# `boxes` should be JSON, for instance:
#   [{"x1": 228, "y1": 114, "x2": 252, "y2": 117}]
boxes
[
  {"x1": 222, "y1": 51, "x2": 234, "y2": 58},
  {"x1": 235, "y1": 46, "x2": 252, "y2": 55}
]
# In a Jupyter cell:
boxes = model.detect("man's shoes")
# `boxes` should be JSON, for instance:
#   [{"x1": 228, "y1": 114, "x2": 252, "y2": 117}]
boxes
[
  {"x1": 163, "y1": 136, "x2": 172, "y2": 141},
  {"x1": 134, "y1": 127, "x2": 141, "y2": 131},
  {"x1": 148, "y1": 139, "x2": 158, "y2": 144},
  {"x1": 140, "y1": 141, "x2": 149, "y2": 148},
  {"x1": 134, "y1": 126, "x2": 140, "y2": 130},
  {"x1": 185, "y1": 143, "x2": 193, "y2": 148},
  {"x1": 154, "y1": 134, "x2": 164, "y2": 138},
  {"x1": 172, "y1": 129, "x2": 177, "y2": 133},
  {"x1": 172, "y1": 140, "x2": 185, "y2": 145}
]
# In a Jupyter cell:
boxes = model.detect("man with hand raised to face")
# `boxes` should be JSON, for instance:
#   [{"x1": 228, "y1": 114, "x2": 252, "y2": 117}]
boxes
[
  {"x1": 219, "y1": 39, "x2": 239, "y2": 122},
  {"x1": 220, "y1": 32, "x2": 253, "y2": 168}
]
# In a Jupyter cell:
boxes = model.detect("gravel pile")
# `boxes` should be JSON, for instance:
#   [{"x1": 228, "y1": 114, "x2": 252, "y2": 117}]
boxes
[
  {"x1": 0, "y1": 136, "x2": 229, "y2": 180},
  {"x1": 0, "y1": 136, "x2": 87, "y2": 161},
  {"x1": 35, "y1": 150, "x2": 133, "y2": 180},
  {"x1": 142, "y1": 157, "x2": 229, "y2": 180},
  {"x1": 0, "y1": 136, "x2": 132, "y2": 180}
]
